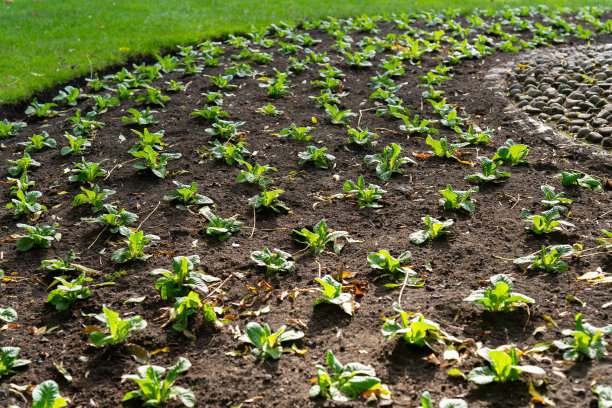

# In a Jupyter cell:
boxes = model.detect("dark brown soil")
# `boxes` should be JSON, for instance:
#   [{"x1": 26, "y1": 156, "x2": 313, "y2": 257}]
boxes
[{"x1": 1, "y1": 11, "x2": 611, "y2": 408}]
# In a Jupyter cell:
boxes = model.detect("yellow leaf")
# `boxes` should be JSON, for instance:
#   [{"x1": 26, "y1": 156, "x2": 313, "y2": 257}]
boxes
[
  {"x1": 151, "y1": 347, "x2": 173, "y2": 355},
  {"x1": 529, "y1": 382, "x2": 555, "y2": 406},
  {"x1": 311, "y1": 116, "x2": 317, "y2": 124}
]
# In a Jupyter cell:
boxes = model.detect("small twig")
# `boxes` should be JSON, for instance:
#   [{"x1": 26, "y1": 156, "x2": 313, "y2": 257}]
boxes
[
  {"x1": 104, "y1": 158, "x2": 138, "y2": 181},
  {"x1": 492, "y1": 254, "x2": 514, "y2": 261},
  {"x1": 205, "y1": 274, "x2": 234, "y2": 299},
  {"x1": 85, "y1": 54, "x2": 93, "y2": 79},
  {"x1": 523, "y1": 304, "x2": 531, "y2": 333},
  {"x1": 249, "y1": 207, "x2": 256, "y2": 239},
  {"x1": 397, "y1": 270, "x2": 411, "y2": 307},
  {"x1": 357, "y1": 107, "x2": 378, "y2": 129},
  {"x1": 510, "y1": 193, "x2": 521, "y2": 210},
  {"x1": 137, "y1": 201, "x2": 161, "y2": 230},
  {"x1": 87, "y1": 224, "x2": 108, "y2": 250},
  {"x1": 315, "y1": 260, "x2": 322, "y2": 278}
]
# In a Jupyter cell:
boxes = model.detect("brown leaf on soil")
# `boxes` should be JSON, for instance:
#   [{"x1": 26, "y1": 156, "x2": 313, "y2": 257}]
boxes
[
  {"x1": 241, "y1": 396, "x2": 264, "y2": 403},
  {"x1": 81, "y1": 325, "x2": 102, "y2": 335},
  {"x1": 288, "y1": 318, "x2": 308, "y2": 330}
]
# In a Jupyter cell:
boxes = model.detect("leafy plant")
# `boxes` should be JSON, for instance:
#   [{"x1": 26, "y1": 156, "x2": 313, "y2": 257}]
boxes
[
  {"x1": 314, "y1": 275, "x2": 358, "y2": 316},
  {"x1": 540, "y1": 184, "x2": 572, "y2": 211},
  {"x1": 592, "y1": 384, "x2": 612, "y2": 408},
  {"x1": 419, "y1": 391, "x2": 468, "y2": 408},
  {"x1": 163, "y1": 181, "x2": 213, "y2": 210},
  {"x1": 521, "y1": 207, "x2": 575, "y2": 234},
  {"x1": 72, "y1": 184, "x2": 115, "y2": 212},
  {"x1": 598, "y1": 230, "x2": 612, "y2": 250},
  {"x1": 8, "y1": 173, "x2": 35, "y2": 196},
  {"x1": 0, "y1": 307, "x2": 18, "y2": 323},
  {"x1": 18, "y1": 131, "x2": 56, "y2": 152},
  {"x1": 170, "y1": 291, "x2": 202, "y2": 332},
  {"x1": 492, "y1": 139, "x2": 530, "y2": 165},
  {"x1": 258, "y1": 103, "x2": 283, "y2": 115},
  {"x1": 458, "y1": 126, "x2": 492, "y2": 145},
  {"x1": 111, "y1": 227, "x2": 160, "y2": 263},
  {"x1": 249, "y1": 188, "x2": 290, "y2": 212},
  {"x1": 92, "y1": 94, "x2": 120, "y2": 114},
  {"x1": 236, "y1": 160, "x2": 276, "y2": 187},
  {"x1": 324, "y1": 103, "x2": 357, "y2": 125},
  {"x1": 165, "y1": 80, "x2": 186, "y2": 92},
  {"x1": 237, "y1": 322, "x2": 304, "y2": 360},
  {"x1": 0, "y1": 347, "x2": 30, "y2": 378},
  {"x1": 40, "y1": 250, "x2": 77, "y2": 273},
  {"x1": 468, "y1": 346, "x2": 545, "y2": 384},
  {"x1": 7, "y1": 152, "x2": 41, "y2": 176},
  {"x1": 0, "y1": 119, "x2": 26, "y2": 138},
  {"x1": 343, "y1": 176, "x2": 386, "y2": 208},
  {"x1": 514, "y1": 245, "x2": 574, "y2": 273},
  {"x1": 463, "y1": 274, "x2": 534, "y2": 312},
  {"x1": 53, "y1": 85, "x2": 83, "y2": 106},
  {"x1": 309, "y1": 350, "x2": 390, "y2": 401},
  {"x1": 346, "y1": 126, "x2": 379, "y2": 147},
  {"x1": 399, "y1": 114, "x2": 439, "y2": 135},
  {"x1": 61, "y1": 133, "x2": 91, "y2": 155},
  {"x1": 426, "y1": 135, "x2": 468, "y2": 159},
  {"x1": 200, "y1": 209, "x2": 243, "y2": 241},
  {"x1": 135, "y1": 87, "x2": 169, "y2": 107},
  {"x1": 205, "y1": 119, "x2": 245, "y2": 140},
  {"x1": 410, "y1": 216, "x2": 453, "y2": 245},
  {"x1": 263, "y1": 71, "x2": 291, "y2": 98},
  {"x1": 46, "y1": 272, "x2": 92, "y2": 311},
  {"x1": 191, "y1": 105, "x2": 229, "y2": 121},
  {"x1": 298, "y1": 146, "x2": 335, "y2": 169},
  {"x1": 15, "y1": 223, "x2": 59, "y2": 251},
  {"x1": 132, "y1": 145, "x2": 181, "y2": 179},
  {"x1": 31, "y1": 380, "x2": 67, "y2": 408},
  {"x1": 89, "y1": 305, "x2": 147, "y2": 347},
  {"x1": 278, "y1": 123, "x2": 313, "y2": 141},
  {"x1": 364, "y1": 143, "x2": 415, "y2": 181},
  {"x1": 25, "y1": 99, "x2": 58, "y2": 117},
  {"x1": 465, "y1": 156, "x2": 511, "y2": 183},
  {"x1": 382, "y1": 302, "x2": 454, "y2": 349},
  {"x1": 92, "y1": 205, "x2": 139, "y2": 233},
  {"x1": 293, "y1": 219, "x2": 349, "y2": 254},
  {"x1": 438, "y1": 185, "x2": 478, "y2": 213},
  {"x1": 553, "y1": 313, "x2": 612, "y2": 362},
  {"x1": 556, "y1": 171, "x2": 603, "y2": 192},
  {"x1": 201, "y1": 91, "x2": 224, "y2": 105},
  {"x1": 6, "y1": 189, "x2": 46, "y2": 219},
  {"x1": 207, "y1": 74, "x2": 237, "y2": 90},
  {"x1": 69, "y1": 158, "x2": 108, "y2": 183},
  {"x1": 68, "y1": 109, "x2": 105, "y2": 135},
  {"x1": 122, "y1": 107, "x2": 159, "y2": 125},
  {"x1": 150, "y1": 255, "x2": 211, "y2": 299},
  {"x1": 211, "y1": 139, "x2": 249, "y2": 165},
  {"x1": 251, "y1": 247, "x2": 295, "y2": 274},
  {"x1": 367, "y1": 250, "x2": 423, "y2": 285},
  {"x1": 128, "y1": 128, "x2": 166, "y2": 153}
]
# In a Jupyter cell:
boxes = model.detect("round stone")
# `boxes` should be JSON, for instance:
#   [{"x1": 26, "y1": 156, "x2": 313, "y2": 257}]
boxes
[
  {"x1": 524, "y1": 106, "x2": 541, "y2": 115},
  {"x1": 599, "y1": 127, "x2": 612, "y2": 137},
  {"x1": 593, "y1": 73, "x2": 607, "y2": 81},
  {"x1": 539, "y1": 113, "x2": 550, "y2": 121},
  {"x1": 550, "y1": 114, "x2": 563, "y2": 122},
  {"x1": 592, "y1": 117, "x2": 608, "y2": 126},
  {"x1": 568, "y1": 91, "x2": 585, "y2": 100},
  {"x1": 527, "y1": 89, "x2": 542, "y2": 98},
  {"x1": 517, "y1": 100, "x2": 529, "y2": 108},
  {"x1": 576, "y1": 127, "x2": 591, "y2": 138},
  {"x1": 586, "y1": 132, "x2": 603, "y2": 144},
  {"x1": 602, "y1": 137, "x2": 612, "y2": 148},
  {"x1": 571, "y1": 119, "x2": 586, "y2": 126}
]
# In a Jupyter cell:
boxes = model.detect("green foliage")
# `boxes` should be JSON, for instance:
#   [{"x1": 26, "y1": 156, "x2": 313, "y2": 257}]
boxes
[
  {"x1": 346, "y1": 126, "x2": 379, "y2": 147},
  {"x1": 211, "y1": 139, "x2": 249, "y2": 165},
  {"x1": 367, "y1": 250, "x2": 422, "y2": 284},
  {"x1": 16, "y1": 223, "x2": 59, "y2": 251},
  {"x1": 68, "y1": 158, "x2": 108, "y2": 183},
  {"x1": 556, "y1": 171, "x2": 602, "y2": 192},
  {"x1": 598, "y1": 230, "x2": 612, "y2": 250},
  {"x1": 132, "y1": 145, "x2": 181, "y2": 179},
  {"x1": 521, "y1": 207, "x2": 575, "y2": 234},
  {"x1": 298, "y1": 145, "x2": 335, "y2": 169},
  {"x1": 135, "y1": 86, "x2": 169, "y2": 107},
  {"x1": 53, "y1": 85, "x2": 83, "y2": 106},
  {"x1": 170, "y1": 291, "x2": 202, "y2": 332},
  {"x1": 343, "y1": 176, "x2": 385, "y2": 208},
  {"x1": 191, "y1": 105, "x2": 229, "y2": 121},
  {"x1": 540, "y1": 185, "x2": 571, "y2": 210},
  {"x1": 324, "y1": 103, "x2": 357, "y2": 125},
  {"x1": 513, "y1": 245, "x2": 574, "y2": 273},
  {"x1": 122, "y1": 357, "x2": 195, "y2": 407},
  {"x1": 309, "y1": 350, "x2": 390, "y2": 401},
  {"x1": 438, "y1": 185, "x2": 478, "y2": 213},
  {"x1": 128, "y1": 128, "x2": 166, "y2": 153},
  {"x1": 92, "y1": 94, "x2": 120, "y2": 114},
  {"x1": 465, "y1": 156, "x2": 510, "y2": 183},
  {"x1": 92, "y1": 204, "x2": 139, "y2": 233},
  {"x1": 237, "y1": 322, "x2": 304, "y2": 360},
  {"x1": 0, "y1": 119, "x2": 27, "y2": 138},
  {"x1": 31, "y1": 380, "x2": 67, "y2": 408},
  {"x1": 40, "y1": 250, "x2": 77, "y2": 273},
  {"x1": 492, "y1": 139, "x2": 530, "y2": 165},
  {"x1": 419, "y1": 391, "x2": 468, "y2": 408},
  {"x1": 206, "y1": 73, "x2": 237, "y2": 90},
  {"x1": 72, "y1": 184, "x2": 115, "y2": 212},
  {"x1": 468, "y1": 346, "x2": 545, "y2": 384},
  {"x1": 61, "y1": 133, "x2": 91, "y2": 155},
  {"x1": 249, "y1": 188, "x2": 290, "y2": 212},
  {"x1": 150, "y1": 255, "x2": 212, "y2": 300},
  {"x1": 7, "y1": 151, "x2": 41, "y2": 177},
  {"x1": 251, "y1": 247, "x2": 295, "y2": 274},
  {"x1": 205, "y1": 119, "x2": 245, "y2": 140},
  {"x1": 46, "y1": 271, "x2": 92, "y2": 311},
  {"x1": 464, "y1": 274, "x2": 534, "y2": 311},
  {"x1": 458, "y1": 126, "x2": 492, "y2": 145},
  {"x1": 236, "y1": 160, "x2": 276, "y2": 188},
  {"x1": 278, "y1": 123, "x2": 313, "y2": 141},
  {"x1": 258, "y1": 103, "x2": 283, "y2": 115},
  {"x1": 410, "y1": 216, "x2": 453, "y2": 245},
  {"x1": 293, "y1": 219, "x2": 349, "y2": 254},
  {"x1": 6, "y1": 189, "x2": 46, "y2": 219},
  {"x1": 18, "y1": 131, "x2": 56, "y2": 152},
  {"x1": 364, "y1": 143, "x2": 416, "y2": 181},
  {"x1": 263, "y1": 71, "x2": 291, "y2": 98},
  {"x1": 0, "y1": 347, "x2": 30, "y2": 378},
  {"x1": 553, "y1": 313, "x2": 612, "y2": 362},
  {"x1": 0, "y1": 307, "x2": 18, "y2": 323},
  {"x1": 68, "y1": 109, "x2": 105, "y2": 135},
  {"x1": 314, "y1": 275, "x2": 358, "y2": 315},
  {"x1": 382, "y1": 302, "x2": 455, "y2": 349},
  {"x1": 111, "y1": 227, "x2": 160, "y2": 263},
  {"x1": 121, "y1": 107, "x2": 159, "y2": 125},
  {"x1": 399, "y1": 114, "x2": 439, "y2": 135},
  {"x1": 592, "y1": 384, "x2": 612, "y2": 408},
  {"x1": 200, "y1": 208, "x2": 243, "y2": 241},
  {"x1": 426, "y1": 135, "x2": 468, "y2": 159},
  {"x1": 163, "y1": 181, "x2": 213, "y2": 210},
  {"x1": 25, "y1": 99, "x2": 58, "y2": 117},
  {"x1": 89, "y1": 305, "x2": 147, "y2": 347}
]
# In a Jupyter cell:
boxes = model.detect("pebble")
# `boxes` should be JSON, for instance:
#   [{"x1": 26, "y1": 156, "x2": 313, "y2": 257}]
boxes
[
  {"x1": 599, "y1": 127, "x2": 612, "y2": 137},
  {"x1": 602, "y1": 137, "x2": 612, "y2": 148},
  {"x1": 576, "y1": 128, "x2": 591, "y2": 138},
  {"x1": 586, "y1": 132, "x2": 603, "y2": 144}
]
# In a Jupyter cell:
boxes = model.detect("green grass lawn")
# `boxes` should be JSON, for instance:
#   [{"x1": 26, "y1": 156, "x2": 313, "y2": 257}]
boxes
[{"x1": 0, "y1": 0, "x2": 608, "y2": 105}]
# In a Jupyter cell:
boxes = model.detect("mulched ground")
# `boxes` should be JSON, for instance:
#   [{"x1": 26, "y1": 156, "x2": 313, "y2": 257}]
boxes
[{"x1": 1, "y1": 10, "x2": 611, "y2": 408}]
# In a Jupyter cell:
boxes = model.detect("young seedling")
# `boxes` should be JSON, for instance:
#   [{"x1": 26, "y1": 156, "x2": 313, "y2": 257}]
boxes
[
  {"x1": 53, "y1": 86, "x2": 83, "y2": 106},
  {"x1": 426, "y1": 135, "x2": 468, "y2": 159},
  {"x1": 236, "y1": 160, "x2": 276, "y2": 188},
  {"x1": 367, "y1": 250, "x2": 422, "y2": 284},
  {"x1": 92, "y1": 94, "x2": 120, "y2": 114},
  {"x1": 521, "y1": 207, "x2": 575, "y2": 234},
  {"x1": 0, "y1": 119, "x2": 26, "y2": 138},
  {"x1": 324, "y1": 103, "x2": 357, "y2": 125},
  {"x1": 68, "y1": 110, "x2": 104, "y2": 136},
  {"x1": 540, "y1": 185, "x2": 572, "y2": 211},
  {"x1": 419, "y1": 391, "x2": 468, "y2": 408},
  {"x1": 200, "y1": 208, "x2": 243, "y2": 241},
  {"x1": 46, "y1": 272, "x2": 92, "y2": 311},
  {"x1": 278, "y1": 124, "x2": 313, "y2": 141},
  {"x1": 410, "y1": 216, "x2": 453, "y2": 245},
  {"x1": 165, "y1": 80, "x2": 186, "y2": 92},
  {"x1": 346, "y1": 126, "x2": 379, "y2": 147},
  {"x1": 298, "y1": 146, "x2": 335, "y2": 169},
  {"x1": 205, "y1": 119, "x2": 245, "y2": 140},
  {"x1": 111, "y1": 227, "x2": 160, "y2": 263},
  {"x1": 134, "y1": 87, "x2": 169, "y2": 107},
  {"x1": 25, "y1": 99, "x2": 58, "y2": 117},
  {"x1": 399, "y1": 114, "x2": 439, "y2": 135},
  {"x1": 0, "y1": 307, "x2": 18, "y2": 323},
  {"x1": 468, "y1": 345, "x2": 545, "y2": 384},
  {"x1": 464, "y1": 274, "x2": 534, "y2": 312},
  {"x1": 458, "y1": 126, "x2": 492, "y2": 145},
  {"x1": 123, "y1": 357, "x2": 195, "y2": 407},
  {"x1": 40, "y1": 250, "x2": 79, "y2": 273},
  {"x1": 191, "y1": 105, "x2": 229, "y2": 121},
  {"x1": 343, "y1": 176, "x2": 386, "y2": 208},
  {"x1": 314, "y1": 275, "x2": 359, "y2": 316},
  {"x1": 206, "y1": 74, "x2": 237, "y2": 90},
  {"x1": 132, "y1": 145, "x2": 181, "y2": 179},
  {"x1": 7, "y1": 152, "x2": 41, "y2": 176},
  {"x1": 492, "y1": 139, "x2": 530, "y2": 165},
  {"x1": 251, "y1": 248, "x2": 295, "y2": 274},
  {"x1": 364, "y1": 143, "x2": 416, "y2": 181},
  {"x1": 91, "y1": 205, "x2": 139, "y2": 233},
  {"x1": 465, "y1": 156, "x2": 511, "y2": 183},
  {"x1": 293, "y1": 219, "x2": 349, "y2": 254},
  {"x1": 382, "y1": 303, "x2": 456, "y2": 349},
  {"x1": 201, "y1": 91, "x2": 224, "y2": 105},
  {"x1": 553, "y1": 313, "x2": 612, "y2": 362},
  {"x1": 237, "y1": 322, "x2": 304, "y2": 360},
  {"x1": 15, "y1": 223, "x2": 59, "y2": 251},
  {"x1": 598, "y1": 230, "x2": 612, "y2": 250},
  {"x1": 514, "y1": 245, "x2": 574, "y2": 273},
  {"x1": 257, "y1": 103, "x2": 283, "y2": 115},
  {"x1": 150, "y1": 255, "x2": 211, "y2": 299},
  {"x1": 556, "y1": 171, "x2": 603, "y2": 192},
  {"x1": 89, "y1": 305, "x2": 147, "y2": 347},
  {"x1": 18, "y1": 131, "x2": 56, "y2": 152},
  {"x1": 8, "y1": 173, "x2": 35, "y2": 196},
  {"x1": 262, "y1": 72, "x2": 291, "y2": 99},
  {"x1": 31, "y1": 380, "x2": 67, "y2": 408},
  {"x1": 592, "y1": 385, "x2": 612, "y2": 408},
  {"x1": 163, "y1": 181, "x2": 213, "y2": 210},
  {"x1": 0, "y1": 347, "x2": 30, "y2": 378},
  {"x1": 309, "y1": 350, "x2": 390, "y2": 402},
  {"x1": 72, "y1": 184, "x2": 115, "y2": 212},
  {"x1": 249, "y1": 188, "x2": 290, "y2": 212},
  {"x1": 170, "y1": 291, "x2": 202, "y2": 332},
  {"x1": 61, "y1": 133, "x2": 91, "y2": 155},
  {"x1": 211, "y1": 140, "x2": 249, "y2": 165},
  {"x1": 438, "y1": 185, "x2": 478, "y2": 213},
  {"x1": 6, "y1": 190, "x2": 46, "y2": 220},
  {"x1": 121, "y1": 107, "x2": 159, "y2": 125},
  {"x1": 128, "y1": 128, "x2": 166, "y2": 153},
  {"x1": 68, "y1": 159, "x2": 108, "y2": 183}
]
